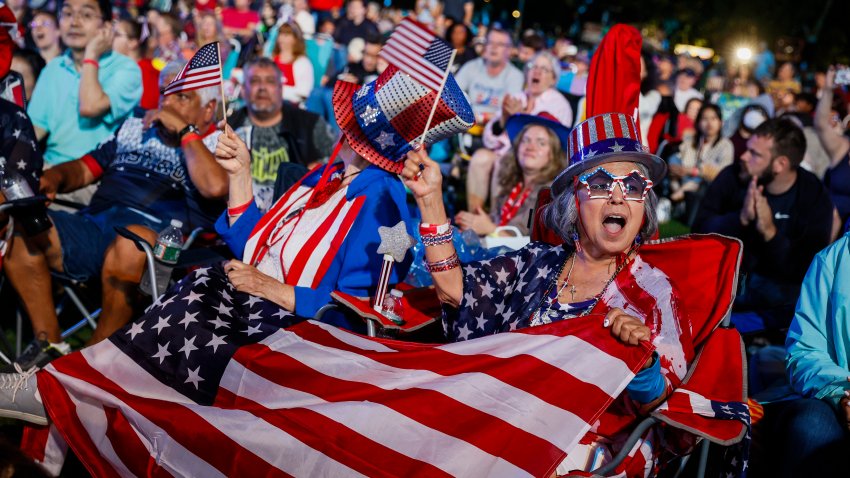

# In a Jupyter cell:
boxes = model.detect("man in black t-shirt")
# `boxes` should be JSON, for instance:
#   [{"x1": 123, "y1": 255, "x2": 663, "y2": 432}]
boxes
[
  {"x1": 229, "y1": 58, "x2": 333, "y2": 212},
  {"x1": 693, "y1": 118, "x2": 835, "y2": 328}
]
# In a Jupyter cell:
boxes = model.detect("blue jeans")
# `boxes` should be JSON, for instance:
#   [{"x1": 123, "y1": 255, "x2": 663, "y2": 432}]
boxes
[{"x1": 777, "y1": 398, "x2": 849, "y2": 477}]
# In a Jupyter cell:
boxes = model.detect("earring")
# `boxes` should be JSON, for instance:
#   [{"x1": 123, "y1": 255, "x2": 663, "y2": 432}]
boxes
[
  {"x1": 571, "y1": 229, "x2": 582, "y2": 252},
  {"x1": 634, "y1": 234, "x2": 642, "y2": 246}
]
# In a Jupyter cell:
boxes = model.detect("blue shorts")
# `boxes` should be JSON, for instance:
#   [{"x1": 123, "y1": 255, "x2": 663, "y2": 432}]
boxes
[{"x1": 49, "y1": 206, "x2": 164, "y2": 282}]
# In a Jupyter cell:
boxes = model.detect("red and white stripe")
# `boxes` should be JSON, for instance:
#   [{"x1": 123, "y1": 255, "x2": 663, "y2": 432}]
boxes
[
  {"x1": 161, "y1": 43, "x2": 221, "y2": 96},
  {"x1": 242, "y1": 177, "x2": 366, "y2": 288},
  {"x1": 161, "y1": 64, "x2": 220, "y2": 95},
  {"x1": 34, "y1": 318, "x2": 651, "y2": 478},
  {"x1": 380, "y1": 18, "x2": 446, "y2": 91}
]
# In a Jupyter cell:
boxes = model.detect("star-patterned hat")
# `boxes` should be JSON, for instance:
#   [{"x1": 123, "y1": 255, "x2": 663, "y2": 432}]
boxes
[
  {"x1": 551, "y1": 112, "x2": 666, "y2": 197},
  {"x1": 333, "y1": 64, "x2": 475, "y2": 174}
]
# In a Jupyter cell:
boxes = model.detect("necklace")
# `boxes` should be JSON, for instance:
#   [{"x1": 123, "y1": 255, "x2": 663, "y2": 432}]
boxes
[{"x1": 530, "y1": 248, "x2": 635, "y2": 326}]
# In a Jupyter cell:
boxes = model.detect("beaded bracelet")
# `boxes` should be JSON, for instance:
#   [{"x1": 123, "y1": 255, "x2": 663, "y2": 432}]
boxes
[
  {"x1": 424, "y1": 252, "x2": 460, "y2": 272},
  {"x1": 419, "y1": 220, "x2": 451, "y2": 235},
  {"x1": 421, "y1": 227, "x2": 453, "y2": 247}
]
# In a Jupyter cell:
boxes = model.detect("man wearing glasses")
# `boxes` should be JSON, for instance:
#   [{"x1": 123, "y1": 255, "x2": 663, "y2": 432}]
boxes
[
  {"x1": 27, "y1": 0, "x2": 141, "y2": 182},
  {"x1": 454, "y1": 27, "x2": 523, "y2": 126}
]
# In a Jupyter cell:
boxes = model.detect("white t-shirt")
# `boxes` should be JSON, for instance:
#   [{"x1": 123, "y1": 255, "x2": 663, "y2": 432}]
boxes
[{"x1": 454, "y1": 58, "x2": 525, "y2": 122}]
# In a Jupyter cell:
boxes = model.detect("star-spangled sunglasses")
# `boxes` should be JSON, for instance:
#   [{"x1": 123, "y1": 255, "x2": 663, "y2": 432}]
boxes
[{"x1": 577, "y1": 167, "x2": 654, "y2": 201}]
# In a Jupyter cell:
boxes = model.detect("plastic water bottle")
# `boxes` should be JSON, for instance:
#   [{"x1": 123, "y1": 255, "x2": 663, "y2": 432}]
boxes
[
  {"x1": 153, "y1": 219, "x2": 184, "y2": 264},
  {"x1": 0, "y1": 164, "x2": 51, "y2": 235},
  {"x1": 381, "y1": 289, "x2": 405, "y2": 325},
  {"x1": 141, "y1": 219, "x2": 184, "y2": 297},
  {"x1": 0, "y1": 165, "x2": 33, "y2": 200}
]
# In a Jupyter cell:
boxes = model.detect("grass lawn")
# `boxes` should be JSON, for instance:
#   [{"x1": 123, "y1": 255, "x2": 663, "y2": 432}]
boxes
[{"x1": 658, "y1": 219, "x2": 691, "y2": 238}]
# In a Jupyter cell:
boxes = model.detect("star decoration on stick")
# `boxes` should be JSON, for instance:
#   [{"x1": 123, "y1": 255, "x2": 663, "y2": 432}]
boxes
[{"x1": 377, "y1": 221, "x2": 415, "y2": 263}]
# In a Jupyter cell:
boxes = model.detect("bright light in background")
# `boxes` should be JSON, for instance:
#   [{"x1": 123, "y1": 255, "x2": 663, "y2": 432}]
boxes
[
  {"x1": 512, "y1": 10, "x2": 521, "y2": 18},
  {"x1": 735, "y1": 46, "x2": 753, "y2": 62}
]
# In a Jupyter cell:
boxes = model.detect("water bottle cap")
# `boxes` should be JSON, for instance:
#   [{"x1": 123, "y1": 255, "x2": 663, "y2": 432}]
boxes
[
  {"x1": 390, "y1": 289, "x2": 403, "y2": 298},
  {"x1": 170, "y1": 219, "x2": 183, "y2": 228}
]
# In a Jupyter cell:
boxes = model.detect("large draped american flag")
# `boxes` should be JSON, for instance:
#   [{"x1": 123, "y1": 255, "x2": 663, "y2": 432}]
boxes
[{"x1": 20, "y1": 267, "x2": 653, "y2": 477}]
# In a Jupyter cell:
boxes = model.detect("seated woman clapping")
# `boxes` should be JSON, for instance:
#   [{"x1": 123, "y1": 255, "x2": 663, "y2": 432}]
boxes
[{"x1": 403, "y1": 113, "x2": 695, "y2": 477}]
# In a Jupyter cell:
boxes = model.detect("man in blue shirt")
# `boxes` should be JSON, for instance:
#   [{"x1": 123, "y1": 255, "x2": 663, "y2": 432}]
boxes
[
  {"x1": 3, "y1": 62, "x2": 227, "y2": 368},
  {"x1": 27, "y1": 0, "x2": 141, "y2": 168}
]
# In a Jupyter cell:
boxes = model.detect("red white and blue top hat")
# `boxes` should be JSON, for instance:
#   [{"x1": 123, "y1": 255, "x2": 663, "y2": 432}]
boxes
[
  {"x1": 333, "y1": 64, "x2": 475, "y2": 174},
  {"x1": 551, "y1": 112, "x2": 667, "y2": 197}
]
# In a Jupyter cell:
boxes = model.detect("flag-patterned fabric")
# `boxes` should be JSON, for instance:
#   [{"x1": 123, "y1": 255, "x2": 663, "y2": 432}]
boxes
[
  {"x1": 27, "y1": 263, "x2": 653, "y2": 477},
  {"x1": 338, "y1": 64, "x2": 473, "y2": 173},
  {"x1": 379, "y1": 18, "x2": 454, "y2": 91},
  {"x1": 162, "y1": 42, "x2": 221, "y2": 96},
  {"x1": 241, "y1": 163, "x2": 366, "y2": 288}
]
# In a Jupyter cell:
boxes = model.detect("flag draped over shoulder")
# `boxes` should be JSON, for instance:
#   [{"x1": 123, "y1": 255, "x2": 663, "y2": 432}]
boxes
[
  {"x1": 379, "y1": 18, "x2": 454, "y2": 91},
  {"x1": 162, "y1": 42, "x2": 221, "y2": 96},
  {"x1": 22, "y1": 264, "x2": 653, "y2": 478}
]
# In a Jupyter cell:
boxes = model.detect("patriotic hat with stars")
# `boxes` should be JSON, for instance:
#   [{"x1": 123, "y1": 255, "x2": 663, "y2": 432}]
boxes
[
  {"x1": 551, "y1": 112, "x2": 667, "y2": 197},
  {"x1": 333, "y1": 64, "x2": 475, "y2": 174}
]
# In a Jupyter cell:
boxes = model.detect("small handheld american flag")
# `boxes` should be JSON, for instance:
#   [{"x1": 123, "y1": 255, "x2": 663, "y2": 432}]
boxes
[
  {"x1": 162, "y1": 42, "x2": 222, "y2": 96},
  {"x1": 379, "y1": 18, "x2": 454, "y2": 92}
]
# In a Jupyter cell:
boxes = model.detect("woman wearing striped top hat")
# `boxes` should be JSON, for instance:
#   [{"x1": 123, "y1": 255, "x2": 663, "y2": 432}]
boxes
[{"x1": 404, "y1": 111, "x2": 700, "y2": 476}]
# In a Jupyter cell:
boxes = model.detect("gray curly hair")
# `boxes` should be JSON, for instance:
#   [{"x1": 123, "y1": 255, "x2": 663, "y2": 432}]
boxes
[{"x1": 541, "y1": 163, "x2": 659, "y2": 247}]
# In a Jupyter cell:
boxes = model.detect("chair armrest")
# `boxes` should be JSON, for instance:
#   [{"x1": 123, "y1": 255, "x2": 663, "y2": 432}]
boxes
[
  {"x1": 50, "y1": 197, "x2": 87, "y2": 210},
  {"x1": 0, "y1": 195, "x2": 49, "y2": 213},
  {"x1": 591, "y1": 416, "x2": 660, "y2": 476},
  {"x1": 114, "y1": 226, "x2": 153, "y2": 253},
  {"x1": 114, "y1": 226, "x2": 160, "y2": 295}
]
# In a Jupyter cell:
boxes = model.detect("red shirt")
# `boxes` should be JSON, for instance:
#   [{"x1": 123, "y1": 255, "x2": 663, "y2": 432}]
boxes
[
  {"x1": 221, "y1": 8, "x2": 259, "y2": 30},
  {"x1": 194, "y1": 0, "x2": 217, "y2": 11},
  {"x1": 274, "y1": 59, "x2": 296, "y2": 87},
  {"x1": 138, "y1": 59, "x2": 161, "y2": 111},
  {"x1": 309, "y1": 0, "x2": 343, "y2": 11}
]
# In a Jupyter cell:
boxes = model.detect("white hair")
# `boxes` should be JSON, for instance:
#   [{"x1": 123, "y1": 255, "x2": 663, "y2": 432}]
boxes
[
  {"x1": 159, "y1": 61, "x2": 219, "y2": 107},
  {"x1": 527, "y1": 51, "x2": 562, "y2": 84}
]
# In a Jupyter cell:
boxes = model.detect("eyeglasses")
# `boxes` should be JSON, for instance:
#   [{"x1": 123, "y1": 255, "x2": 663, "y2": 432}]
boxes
[
  {"x1": 28, "y1": 20, "x2": 56, "y2": 29},
  {"x1": 59, "y1": 8, "x2": 101, "y2": 23},
  {"x1": 578, "y1": 167, "x2": 654, "y2": 201},
  {"x1": 486, "y1": 41, "x2": 511, "y2": 48},
  {"x1": 526, "y1": 63, "x2": 554, "y2": 73}
]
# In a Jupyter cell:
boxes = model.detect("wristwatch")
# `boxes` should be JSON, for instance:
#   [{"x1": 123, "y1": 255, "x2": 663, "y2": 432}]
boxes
[{"x1": 178, "y1": 124, "x2": 200, "y2": 139}]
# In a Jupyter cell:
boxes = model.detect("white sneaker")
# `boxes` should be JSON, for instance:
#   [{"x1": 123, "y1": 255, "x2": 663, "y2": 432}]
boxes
[{"x1": 0, "y1": 364, "x2": 47, "y2": 425}]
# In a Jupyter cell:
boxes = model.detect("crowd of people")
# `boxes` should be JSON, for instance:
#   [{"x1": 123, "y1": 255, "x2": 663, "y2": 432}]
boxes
[{"x1": 0, "y1": 0, "x2": 846, "y2": 476}]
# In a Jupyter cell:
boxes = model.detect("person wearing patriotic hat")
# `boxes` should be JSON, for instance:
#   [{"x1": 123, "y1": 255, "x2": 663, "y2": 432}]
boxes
[
  {"x1": 214, "y1": 61, "x2": 473, "y2": 330},
  {"x1": 454, "y1": 111, "x2": 568, "y2": 237},
  {"x1": 0, "y1": 39, "x2": 476, "y2": 437},
  {"x1": 403, "y1": 111, "x2": 699, "y2": 476}
]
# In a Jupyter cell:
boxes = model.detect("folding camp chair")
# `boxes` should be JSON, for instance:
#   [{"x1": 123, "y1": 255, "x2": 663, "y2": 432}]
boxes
[{"x1": 530, "y1": 189, "x2": 749, "y2": 478}]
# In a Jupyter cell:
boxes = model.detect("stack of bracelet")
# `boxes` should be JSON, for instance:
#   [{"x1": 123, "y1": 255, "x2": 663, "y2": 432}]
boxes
[
  {"x1": 425, "y1": 252, "x2": 460, "y2": 272},
  {"x1": 421, "y1": 227, "x2": 453, "y2": 246},
  {"x1": 420, "y1": 221, "x2": 460, "y2": 272}
]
